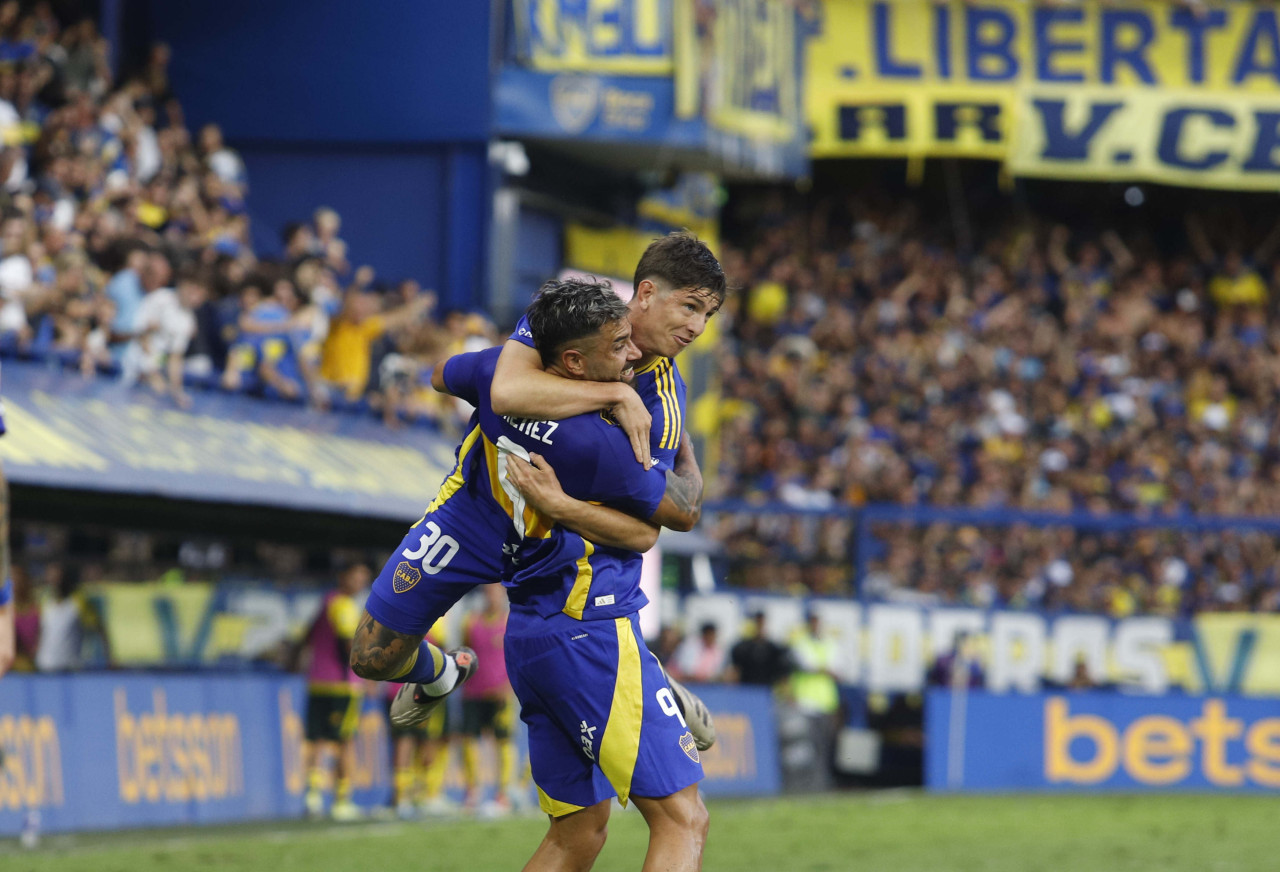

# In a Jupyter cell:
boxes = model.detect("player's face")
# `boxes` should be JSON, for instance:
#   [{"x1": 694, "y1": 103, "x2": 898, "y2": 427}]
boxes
[
  {"x1": 581, "y1": 318, "x2": 642, "y2": 383},
  {"x1": 632, "y1": 282, "x2": 721, "y2": 360}
]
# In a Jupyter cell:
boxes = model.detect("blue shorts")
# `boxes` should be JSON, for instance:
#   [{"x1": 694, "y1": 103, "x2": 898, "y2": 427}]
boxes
[
  {"x1": 366, "y1": 507, "x2": 505, "y2": 636},
  {"x1": 505, "y1": 611, "x2": 704, "y2": 816}
]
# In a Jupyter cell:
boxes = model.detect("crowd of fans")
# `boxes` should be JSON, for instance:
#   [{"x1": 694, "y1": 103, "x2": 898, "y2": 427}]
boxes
[
  {"x1": 6, "y1": 8, "x2": 1278, "y2": 621},
  {"x1": 708, "y1": 189, "x2": 1280, "y2": 615},
  {"x1": 0, "y1": 7, "x2": 489, "y2": 428}
]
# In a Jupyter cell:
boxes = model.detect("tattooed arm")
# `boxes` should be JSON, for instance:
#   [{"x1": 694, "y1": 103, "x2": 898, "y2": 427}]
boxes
[
  {"x1": 648, "y1": 431, "x2": 703, "y2": 533},
  {"x1": 349, "y1": 610, "x2": 425, "y2": 681}
]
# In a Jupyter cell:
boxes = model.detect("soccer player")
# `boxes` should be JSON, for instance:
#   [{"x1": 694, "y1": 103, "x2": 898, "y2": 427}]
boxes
[
  {"x1": 350, "y1": 382, "x2": 661, "y2": 727},
  {"x1": 350, "y1": 232, "x2": 725, "y2": 750},
  {"x1": 442, "y1": 279, "x2": 708, "y2": 872},
  {"x1": 492, "y1": 231, "x2": 724, "y2": 742},
  {"x1": 493, "y1": 231, "x2": 723, "y2": 472},
  {"x1": 301, "y1": 561, "x2": 370, "y2": 820},
  {"x1": 460, "y1": 584, "x2": 516, "y2": 815}
]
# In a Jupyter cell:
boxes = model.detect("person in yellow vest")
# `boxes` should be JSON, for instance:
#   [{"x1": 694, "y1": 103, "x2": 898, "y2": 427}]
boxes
[
  {"x1": 790, "y1": 609, "x2": 840, "y2": 714},
  {"x1": 789, "y1": 609, "x2": 841, "y2": 786}
]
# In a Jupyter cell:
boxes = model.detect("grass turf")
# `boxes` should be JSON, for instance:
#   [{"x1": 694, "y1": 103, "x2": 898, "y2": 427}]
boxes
[{"x1": 2, "y1": 791, "x2": 1274, "y2": 872}]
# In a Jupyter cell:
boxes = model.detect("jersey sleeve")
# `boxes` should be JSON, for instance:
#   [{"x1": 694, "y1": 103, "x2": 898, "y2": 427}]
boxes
[
  {"x1": 586, "y1": 430, "x2": 668, "y2": 520},
  {"x1": 441, "y1": 347, "x2": 500, "y2": 406},
  {"x1": 508, "y1": 314, "x2": 536, "y2": 349}
]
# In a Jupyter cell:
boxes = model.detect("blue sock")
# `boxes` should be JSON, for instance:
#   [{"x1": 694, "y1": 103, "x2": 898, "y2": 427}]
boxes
[{"x1": 395, "y1": 641, "x2": 446, "y2": 684}]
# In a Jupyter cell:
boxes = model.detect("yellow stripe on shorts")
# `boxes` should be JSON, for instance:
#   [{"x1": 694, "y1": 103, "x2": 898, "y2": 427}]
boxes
[{"x1": 598, "y1": 617, "x2": 643, "y2": 806}]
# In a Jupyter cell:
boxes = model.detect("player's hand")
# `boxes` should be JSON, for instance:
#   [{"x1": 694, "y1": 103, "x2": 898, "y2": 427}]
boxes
[
  {"x1": 612, "y1": 389, "x2": 653, "y2": 468},
  {"x1": 505, "y1": 452, "x2": 570, "y2": 517}
]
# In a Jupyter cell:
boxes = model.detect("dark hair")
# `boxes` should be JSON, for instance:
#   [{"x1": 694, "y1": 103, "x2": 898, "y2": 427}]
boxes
[
  {"x1": 281, "y1": 221, "x2": 308, "y2": 247},
  {"x1": 526, "y1": 277, "x2": 630, "y2": 368},
  {"x1": 175, "y1": 263, "x2": 206, "y2": 287},
  {"x1": 633, "y1": 231, "x2": 726, "y2": 301}
]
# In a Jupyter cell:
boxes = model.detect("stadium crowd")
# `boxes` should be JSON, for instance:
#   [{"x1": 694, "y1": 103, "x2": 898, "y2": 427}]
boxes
[
  {"x1": 0, "y1": 8, "x2": 487, "y2": 427},
  {"x1": 707, "y1": 189, "x2": 1280, "y2": 615},
  {"x1": 4, "y1": 8, "x2": 1277, "y2": 621}
]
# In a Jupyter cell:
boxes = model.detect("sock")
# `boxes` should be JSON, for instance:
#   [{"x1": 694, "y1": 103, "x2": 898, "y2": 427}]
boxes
[
  {"x1": 391, "y1": 641, "x2": 448, "y2": 685},
  {"x1": 462, "y1": 739, "x2": 480, "y2": 793},
  {"x1": 335, "y1": 776, "x2": 352, "y2": 804},
  {"x1": 499, "y1": 739, "x2": 516, "y2": 792},
  {"x1": 394, "y1": 768, "x2": 413, "y2": 805},
  {"x1": 307, "y1": 767, "x2": 325, "y2": 794},
  {"x1": 422, "y1": 654, "x2": 458, "y2": 696},
  {"x1": 413, "y1": 763, "x2": 430, "y2": 802},
  {"x1": 425, "y1": 752, "x2": 447, "y2": 798}
]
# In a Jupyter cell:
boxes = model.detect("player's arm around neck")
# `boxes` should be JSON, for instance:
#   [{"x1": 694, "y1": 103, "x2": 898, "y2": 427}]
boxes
[{"x1": 492, "y1": 339, "x2": 652, "y2": 467}]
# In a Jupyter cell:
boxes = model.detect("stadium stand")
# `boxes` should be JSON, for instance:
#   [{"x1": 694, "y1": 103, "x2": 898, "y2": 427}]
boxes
[
  {"x1": 4, "y1": 5, "x2": 1276, "y2": 627},
  {"x1": 698, "y1": 183, "x2": 1280, "y2": 615},
  {"x1": 0, "y1": 7, "x2": 487, "y2": 429}
]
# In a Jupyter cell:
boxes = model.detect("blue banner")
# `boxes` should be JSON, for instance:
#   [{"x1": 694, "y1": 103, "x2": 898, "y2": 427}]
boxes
[
  {"x1": 513, "y1": 0, "x2": 675, "y2": 75},
  {"x1": 496, "y1": 0, "x2": 808, "y2": 178},
  {"x1": 683, "y1": 683, "x2": 781, "y2": 797},
  {"x1": 0, "y1": 672, "x2": 777, "y2": 835},
  {"x1": 0, "y1": 361, "x2": 455, "y2": 520},
  {"x1": 926, "y1": 690, "x2": 1280, "y2": 792},
  {"x1": 496, "y1": 67, "x2": 705, "y2": 146},
  {"x1": 0, "y1": 673, "x2": 314, "y2": 833}
]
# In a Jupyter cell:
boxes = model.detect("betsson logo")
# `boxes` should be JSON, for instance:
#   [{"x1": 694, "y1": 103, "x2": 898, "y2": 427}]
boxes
[{"x1": 1044, "y1": 697, "x2": 1280, "y2": 788}]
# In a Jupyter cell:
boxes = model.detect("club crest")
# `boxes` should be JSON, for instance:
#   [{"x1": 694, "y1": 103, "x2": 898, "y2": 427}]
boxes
[
  {"x1": 550, "y1": 75, "x2": 600, "y2": 135},
  {"x1": 679, "y1": 731, "x2": 700, "y2": 763},
  {"x1": 393, "y1": 561, "x2": 422, "y2": 594}
]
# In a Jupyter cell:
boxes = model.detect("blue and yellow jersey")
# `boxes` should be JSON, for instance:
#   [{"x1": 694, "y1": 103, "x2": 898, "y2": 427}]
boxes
[
  {"x1": 442, "y1": 348, "x2": 667, "y2": 624},
  {"x1": 509, "y1": 315, "x2": 686, "y2": 470}
]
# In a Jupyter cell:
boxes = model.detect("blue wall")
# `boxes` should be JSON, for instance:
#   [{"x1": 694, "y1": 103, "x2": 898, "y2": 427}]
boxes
[
  {"x1": 141, "y1": 0, "x2": 490, "y2": 143},
  {"x1": 241, "y1": 145, "x2": 489, "y2": 305},
  {"x1": 130, "y1": 0, "x2": 493, "y2": 303}
]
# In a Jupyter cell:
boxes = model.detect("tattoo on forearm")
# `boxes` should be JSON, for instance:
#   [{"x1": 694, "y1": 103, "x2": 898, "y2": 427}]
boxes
[
  {"x1": 350, "y1": 611, "x2": 422, "y2": 680},
  {"x1": 665, "y1": 469, "x2": 703, "y2": 521}
]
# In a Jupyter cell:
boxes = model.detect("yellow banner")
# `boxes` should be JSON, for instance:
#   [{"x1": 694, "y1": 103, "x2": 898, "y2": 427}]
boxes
[
  {"x1": 809, "y1": 0, "x2": 1280, "y2": 188},
  {"x1": 706, "y1": 0, "x2": 800, "y2": 141},
  {"x1": 515, "y1": 0, "x2": 674, "y2": 75}
]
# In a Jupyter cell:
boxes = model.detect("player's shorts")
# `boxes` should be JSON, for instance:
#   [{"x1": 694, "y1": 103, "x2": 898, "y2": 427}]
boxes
[
  {"x1": 366, "y1": 507, "x2": 506, "y2": 636},
  {"x1": 505, "y1": 611, "x2": 704, "y2": 816},
  {"x1": 386, "y1": 693, "x2": 451, "y2": 740},
  {"x1": 305, "y1": 690, "x2": 361, "y2": 742},
  {"x1": 462, "y1": 697, "x2": 514, "y2": 740}
]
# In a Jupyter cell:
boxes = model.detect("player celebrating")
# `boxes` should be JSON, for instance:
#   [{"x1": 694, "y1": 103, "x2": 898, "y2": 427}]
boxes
[
  {"x1": 350, "y1": 233, "x2": 724, "y2": 752},
  {"x1": 492, "y1": 231, "x2": 724, "y2": 744},
  {"x1": 441, "y1": 279, "x2": 709, "y2": 872}
]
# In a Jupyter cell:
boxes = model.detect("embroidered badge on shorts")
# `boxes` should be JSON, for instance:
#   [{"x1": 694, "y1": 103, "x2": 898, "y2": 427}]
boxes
[
  {"x1": 393, "y1": 561, "x2": 422, "y2": 593},
  {"x1": 679, "y1": 731, "x2": 700, "y2": 764}
]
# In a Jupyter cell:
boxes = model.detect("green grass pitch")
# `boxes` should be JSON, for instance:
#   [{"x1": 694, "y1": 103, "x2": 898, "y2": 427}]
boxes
[{"x1": 2, "y1": 792, "x2": 1274, "y2": 872}]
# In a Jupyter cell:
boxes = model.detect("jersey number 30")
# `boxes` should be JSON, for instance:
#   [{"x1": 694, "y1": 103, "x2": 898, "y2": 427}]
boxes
[{"x1": 402, "y1": 521, "x2": 460, "y2": 574}]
